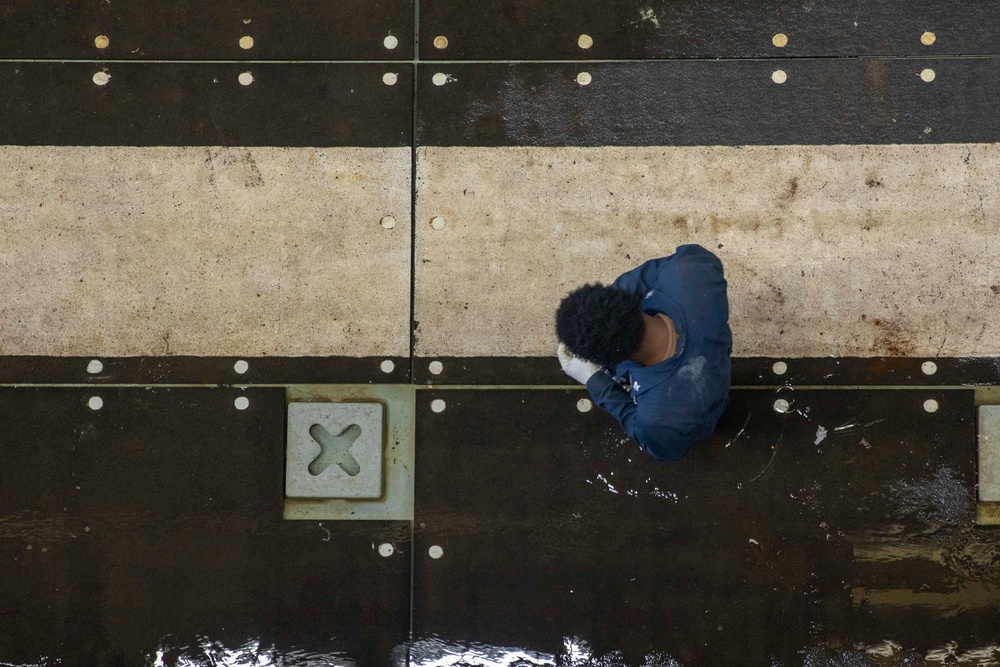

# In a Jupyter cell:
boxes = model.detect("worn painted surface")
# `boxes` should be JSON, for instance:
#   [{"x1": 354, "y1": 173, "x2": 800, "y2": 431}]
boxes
[
  {"x1": 0, "y1": 146, "x2": 411, "y2": 356},
  {"x1": 0, "y1": 63, "x2": 413, "y2": 147},
  {"x1": 414, "y1": 388, "x2": 1000, "y2": 666},
  {"x1": 420, "y1": 0, "x2": 1000, "y2": 59},
  {"x1": 416, "y1": 144, "x2": 1000, "y2": 359},
  {"x1": 0, "y1": 0, "x2": 413, "y2": 60},
  {"x1": 417, "y1": 60, "x2": 1000, "y2": 147}
]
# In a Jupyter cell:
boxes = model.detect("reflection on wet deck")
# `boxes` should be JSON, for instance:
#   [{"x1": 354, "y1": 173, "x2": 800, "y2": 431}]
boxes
[{"x1": 413, "y1": 389, "x2": 1000, "y2": 666}]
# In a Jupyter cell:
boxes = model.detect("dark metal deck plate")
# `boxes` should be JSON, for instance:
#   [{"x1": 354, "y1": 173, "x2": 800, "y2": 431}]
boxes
[
  {"x1": 415, "y1": 355, "x2": 1000, "y2": 387},
  {"x1": 0, "y1": 387, "x2": 409, "y2": 664},
  {"x1": 417, "y1": 59, "x2": 1000, "y2": 147},
  {"x1": 0, "y1": 63, "x2": 412, "y2": 146},
  {"x1": 0, "y1": 356, "x2": 410, "y2": 385},
  {"x1": 420, "y1": 0, "x2": 1000, "y2": 60},
  {"x1": 733, "y1": 357, "x2": 1000, "y2": 387},
  {"x1": 9, "y1": 355, "x2": 997, "y2": 387},
  {"x1": 414, "y1": 388, "x2": 997, "y2": 665},
  {"x1": 0, "y1": 0, "x2": 413, "y2": 60},
  {"x1": 415, "y1": 356, "x2": 569, "y2": 386}
]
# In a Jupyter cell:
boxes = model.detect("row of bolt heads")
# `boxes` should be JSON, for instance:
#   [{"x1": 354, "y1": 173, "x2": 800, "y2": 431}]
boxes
[
  {"x1": 377, "y1": 543, "x2": 444, "y2": 559},
  {"x1": 773, "y1": 396, "x2": 940, "y2": 415},
  {"x1": 80, "y1": 355, "x2": 944, "y2": 416},
  {"x1": 75, "y1": 394, "x2": 942, "y2": 416},
  {"x1": 770, "y1": 360, "x2": 940, "y2": 376},
  {"x1": 87, "y1": 31, "x2": 940, "y2": 52},
  {"x1": 85, "y1": 357, "x2": 441, "y2": 376},
  {"x1": 19, "y1": 539, "x2": 443, "y2": 558},
  {"x1": 379, "y1": 215, "x2": 446, "y2": 230},
  {"x1": 85, "y1": 31, "x2": 943, "y2": 88},
  {"x1": 90, "y1": 66, "x2": 941, "y2": 88},
  {"x1": 79, "y1": 357, "x2": 447, "y2": 411},
  {"x1": 770, "y1": 359, "x2": 942, "y2": 414},
  {"x1": 22, "y1": 532, "x2": 441, "y2": 560}
]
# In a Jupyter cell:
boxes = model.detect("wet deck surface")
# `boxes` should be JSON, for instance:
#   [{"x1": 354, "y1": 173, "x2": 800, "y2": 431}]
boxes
[
  {"x1": 414, "y1": 389, "x2": 998, "y2": 666},
  {"x1": 0, "y1": 388, "x2": 410, "y2": 664},
  {"x1": 1, "y1": 387, "x2": 997, "y2": 664}
]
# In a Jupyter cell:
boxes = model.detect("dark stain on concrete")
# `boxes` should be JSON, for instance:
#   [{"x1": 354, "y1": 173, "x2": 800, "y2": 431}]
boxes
[
  {"x1": 871, "y1": 317, "x2": 917, "y2": 356},
  {"x1": 783, "y1": 176, "x2": 799, "y2": 201},
  {"x1": 706, "y1": 213, "x2": 767, "y2": 235}
]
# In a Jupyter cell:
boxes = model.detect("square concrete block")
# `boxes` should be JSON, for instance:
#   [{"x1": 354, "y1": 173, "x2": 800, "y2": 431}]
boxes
[
  {"x1": 978, "y1": 406, "x2": 1000, "y2": 502},
  {"x1": 286, "y1": 402, "x2": 384, "y2": 499},
  {"x1": 283, "y1": 385, "x2": 413, "y2": 521}
]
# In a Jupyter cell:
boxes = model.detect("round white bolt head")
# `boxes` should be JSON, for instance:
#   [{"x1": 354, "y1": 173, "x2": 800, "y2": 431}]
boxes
[
  {"x1": 576, "y1": 71, "x2": 592, "y2": 86},
  {"x1": 430, "y1": 399, "x2": 446, "y2": 413},
  {"x1": 921, "y1": 31, "x2": 936, "y2": 46},
  {"x1": 921, "y1": 361, "x2": 938, "y2": 375},
  {"x1": 432, "y1": 72, "x2": 448, "y2": 86},
  {"x1": 94, "y1": 35, "x2": 110, "y2": 49},
  {"x1": 772, "y1": 33, "x2": 788, "y2": 48},
  {"x1": 430, "y1": 216, "x2": 446, "y2": 230},
  {"x1": 234, "y1": 396, "x2": 250, "y2": 410},
  {"x1": 384, "y1": 35, "x2": 399, "y2": 50},
  {"x1": 577, "y1": 398, "x2": 593, "y2": 413},
  {"x1": 234, "y1": 359, "x2": 249, "y2": 374},
  {"x1": 772, "y1": 69, "x2": 788, "y2": 84},
  {"x1": 380, "y1": 215, "x2": 397, "y2": 229},
  {"x1": 428, "y1": 545, "x2": 444, "y2": 559},
  {"x1": 578, "y1": 34, "x2": 593, "y2": 49},
  {"x1": 238, "y1": 72, "x2": 254, "y2": 86},
  {"x1": 429, "y1": 360, "x2": 444, "y2": 375},
  {"x1": 378, "y1": 543, "x2": 395, "y2": 557},
  {"x1": 920, "y1": 68, "x2": 936, "y2": 82},
  {"x1": 93, "y1": 71, "x2": 110, "y2": 86},
  {"x1": 239, "y1": 36, "x2": 254, "y2": 49},
  {"x1": 772, "y1": 361, "x2": 788, "y2": 375},
  {"x1": 381, "y1": 359, "x2": 395, "y2": 373},
  {"x1": 923, "y1": 399, "x2": 939, "y2": 413},
  {"x1": 433, "y1": 35, "x2": 449, "y2": 49},
  {"x1": 383, "y1": 72, "x2": 398, "y2": 86},
  {"x1": 773, "y1": 398, "x2": 790, "y2": 413},
  {"x1": 87, "y1": 359, "x2": 104, "y2": 374},
  {"x1": 88, "y1": 396, "x2": 104, "y2": 411}
]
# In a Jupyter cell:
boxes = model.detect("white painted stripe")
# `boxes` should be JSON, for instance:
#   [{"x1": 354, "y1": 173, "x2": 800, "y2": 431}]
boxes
[
  {"x1": 416, "y1": 144, "x2": 1000, "y2": 358},
  {"x1": 0, "y1": 146, "x2": 411, "y2": 356}
]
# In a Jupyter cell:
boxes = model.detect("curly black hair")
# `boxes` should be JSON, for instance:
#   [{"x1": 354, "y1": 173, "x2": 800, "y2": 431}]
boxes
[{"x1": 555, "y1": 283, "x2": 645, "y2": 367}]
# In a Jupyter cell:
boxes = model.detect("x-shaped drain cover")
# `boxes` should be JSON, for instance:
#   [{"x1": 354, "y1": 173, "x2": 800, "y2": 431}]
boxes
[
  {"x1": 308, "y1": 423, "x2": 362, "y2": 477},
  {"x1": 285, "y1": 402, "x2": 384, "y2": 499}
]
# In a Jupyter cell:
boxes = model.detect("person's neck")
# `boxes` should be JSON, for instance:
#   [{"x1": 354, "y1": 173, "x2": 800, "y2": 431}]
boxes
[{"x1": 629, "y1": 313, "x2": 674, "y2": 366}]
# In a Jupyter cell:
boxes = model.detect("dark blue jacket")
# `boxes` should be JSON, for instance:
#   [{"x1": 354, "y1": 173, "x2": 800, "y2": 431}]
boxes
[{"x1": 585, "y1": 244, "x2": 732, "y2": 461}]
